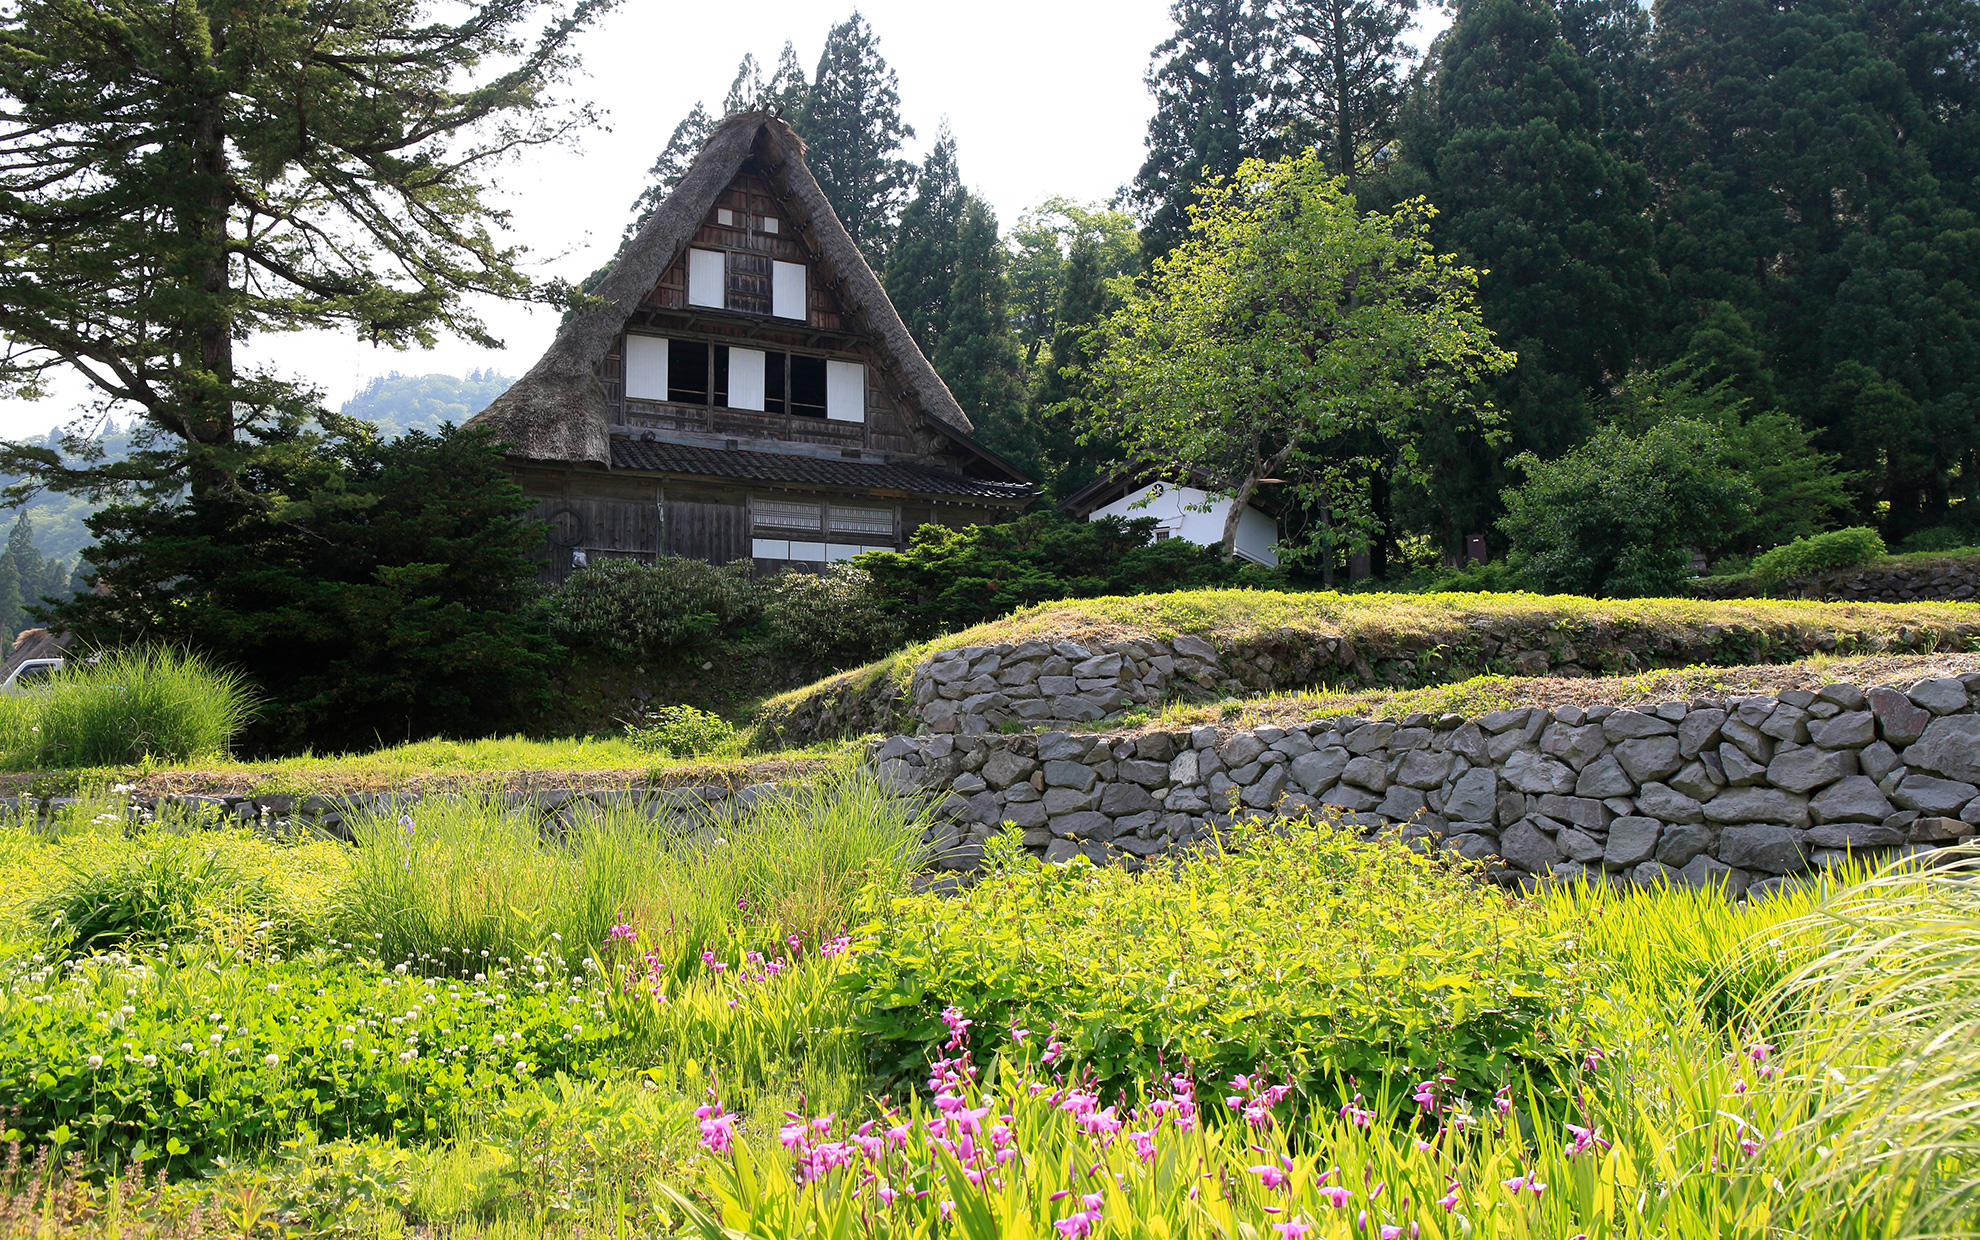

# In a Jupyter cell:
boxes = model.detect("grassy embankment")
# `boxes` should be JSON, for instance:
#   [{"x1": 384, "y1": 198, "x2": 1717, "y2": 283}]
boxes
[
  {"x1": 0, "y1": 785, "x2": 1972, "y2": 1238},
  {"x1": 761, "y1": 587, "x2": 1980, "y2": 725}
]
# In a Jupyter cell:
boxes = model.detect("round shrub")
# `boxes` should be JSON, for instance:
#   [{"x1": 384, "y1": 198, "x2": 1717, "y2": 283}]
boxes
[
  {"x1": 548, "y1": 556, "x2": 763, "y2": 661},
  {"x1": 764, "y1": 564, "x2": 904, "y2": 669},
  {"x1": 1751, "y1": 526, "x2": 1887, "y2": 585},
  {"x1": 622, "y1": 703, "x2": 736, "y2": 758}
]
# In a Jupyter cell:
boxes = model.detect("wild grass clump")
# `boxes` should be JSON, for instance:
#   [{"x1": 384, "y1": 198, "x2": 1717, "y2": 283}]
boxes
[
  {"x1": 20, "y1": 647, "x2": 255, "y2": 767},
  {"x1": 329, "y1": 773, "x2": 931, "y2": 977}
]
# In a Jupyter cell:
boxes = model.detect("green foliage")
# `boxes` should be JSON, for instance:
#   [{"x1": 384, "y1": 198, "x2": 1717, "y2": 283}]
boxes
[
  {"x1": 1899, "y1": 526, "x2": 1977, "y2": 554},
  {"x1": 25, "y1": 646, "x2": 256, "y2": 767},
  {"x1": 548, "y1": 556, "x2": 763, "y2": 662},
  {"x1": 762, "y1": 565, "x2": 904, "y2": 670},
  {"x1": 1499, "y1": 419, "x2": 1758, "y2": 597},
  {"x1": 22, "y1": 832, "x2": 311, "y2": 957},
  {"x1": 856, "y1": 513, "x2": 1254, "y2": 640},
  {"x1": 622, "y1": 705, "x2": 737, "y2": 758},
  {"x1": 54, "y1": 425, "x2": 558, "y2": 755},
  {"x1": 1751, "y1": 527, "x2": 1888, "y2": 586},
  {"x1": 840, "y1": 822, "x2": 1582, "y2": 1102},
  {"x1": 1077, "y1": 152, "x2": 1514, "y2": 561},
  {"x1": 338, "y1": 370, "x2": 513, "y2": 439},
  {"x1": 797, "y1": 12, "x2": 916, "y2": 265},
  {"x1": 0, "y1": 949, "x2": 621, "y2": 1176}
]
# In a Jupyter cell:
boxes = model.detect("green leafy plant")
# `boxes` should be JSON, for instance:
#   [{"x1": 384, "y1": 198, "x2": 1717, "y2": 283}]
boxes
[
  {"x1": 762, "y1": 565, "x2": 904, "y2": 670},
  {"x1": 839, "y1": 820, "x2": 1585, "y2": 1104},
  {"x1": 1751, "y1": 526, "x2": 1887, "y2": 586},
  {"x1": 1898, "y1": 526, "x2": 1974, "y2": 554},
  {"x1": 623, "y1": 704, "x2": 737, "y2": 758},
  {"x1": 548, "y1": 557, "x2": 764, "y2": 661}
]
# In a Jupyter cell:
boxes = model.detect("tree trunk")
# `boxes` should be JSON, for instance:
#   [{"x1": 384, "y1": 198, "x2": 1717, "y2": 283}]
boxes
[
  {"x1": 1221, "y1": 445, "x2": 1292, "y2": 560},
  {"x1": 1332, "y1": 0, "x2": 1354, "y2": 188}
]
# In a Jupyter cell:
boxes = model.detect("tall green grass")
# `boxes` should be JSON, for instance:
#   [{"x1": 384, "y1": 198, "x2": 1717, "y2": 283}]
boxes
[
  {"x1": 329, "y1": 773, "x2": 932, "y2": 975},
  {"x1": 4, "y1": 646, "x2": 256, "y2": 766}
]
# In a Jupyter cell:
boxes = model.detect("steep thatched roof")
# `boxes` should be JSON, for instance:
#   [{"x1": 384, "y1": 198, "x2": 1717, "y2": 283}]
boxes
[{"x1": 468, "y1": 112, "x2": 970, "y2": 466}]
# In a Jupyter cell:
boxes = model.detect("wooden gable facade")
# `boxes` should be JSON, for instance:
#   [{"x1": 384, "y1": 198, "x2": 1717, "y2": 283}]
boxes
[{"x1": 471, "y1": 114, "x2": 1034, "y2": 583}]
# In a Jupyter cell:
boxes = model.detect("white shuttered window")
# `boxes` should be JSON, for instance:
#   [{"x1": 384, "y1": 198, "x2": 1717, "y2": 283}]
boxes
[
  {"x1": 753, "y1": 499, "x2": 822, "y2": 535},
  {"x1": 828, "y1": 504, "x2": 893, "y2": 540},
  {"x1": 825, "y1": 360, "x2": 865, "y2": 422},
  {"x1": 728, "y1": 347, "x2": 766, "y2": 411},
  {"x1": 687, "y1": 248, "x2": 725, "y2": 308},
  {"x1": 624, "y1": 335, "x2": 668, "y2": 401},
  {"x1": 772, "y1": 261, "x2": 806, "y2": 320}
]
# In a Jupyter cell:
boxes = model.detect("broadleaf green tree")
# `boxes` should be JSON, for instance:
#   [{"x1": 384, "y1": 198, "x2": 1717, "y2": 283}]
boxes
[{"x1": 1072, "y1": 153, "x2": 1514, "y2": 560}]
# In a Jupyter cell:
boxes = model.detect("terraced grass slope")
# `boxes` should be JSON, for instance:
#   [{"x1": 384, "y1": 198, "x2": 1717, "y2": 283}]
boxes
[{"x1": 758, "y1": 589, "x2": 1980, "y2": 743}]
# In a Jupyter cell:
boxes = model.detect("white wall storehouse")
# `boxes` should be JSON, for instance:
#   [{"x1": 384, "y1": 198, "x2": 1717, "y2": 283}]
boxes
[{"x1": 1083, "y1": 481, "x2": 1280, "y2": 566}]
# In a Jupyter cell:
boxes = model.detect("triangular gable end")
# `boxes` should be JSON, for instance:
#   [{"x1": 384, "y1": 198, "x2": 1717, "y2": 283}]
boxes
[{"x1": 468, "y1": 112, "x2": 985, "y2": 472}]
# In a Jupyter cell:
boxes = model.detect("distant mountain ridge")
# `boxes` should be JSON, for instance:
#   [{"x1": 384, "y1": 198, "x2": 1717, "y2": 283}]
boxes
[{"x1": 338, "y1": 369, "x2": 513, "y2": 437}]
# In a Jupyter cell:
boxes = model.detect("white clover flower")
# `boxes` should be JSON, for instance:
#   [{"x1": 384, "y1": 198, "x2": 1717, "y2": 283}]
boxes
[
  {"x1": 142, "y1": 1053, "x2": 156, "y2": 1067},
  {"x1": 118, "y1": 1005, "x2": 134, "y2": 1017},
  {"x1": 209, "y1": 1033, "x2": 223, "y2": 1045},
  {"x1": 264, "y1": 1054, "x2": 279, "y2": 1067},
  {"x1": 179, "y1": 1042, "x2": 194, "y2": 1053},
  {"x1": 491, "y1": 1033, "x2": 506, "y2": 1047},
  {"x1": 398, "y1": 1050, "x2": 415, "y2": 1063},
  {"x1": 87, "y1": 1054, "x2": 103, "y2": 1068},
  {"x1": 394, "y1": 963, "x2": 408, "y2": 975},
  {"x1": 340, "y1": 1039, "x2": 354, "y2": 1050}
]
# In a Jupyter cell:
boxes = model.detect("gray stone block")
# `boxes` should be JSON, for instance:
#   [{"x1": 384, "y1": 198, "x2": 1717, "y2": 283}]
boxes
[
  {"x1": 1668, "y1": 761, "x2": 1722, "y2": 802},
  {"x1": 1290, "y1": 747, "x2": 1350, "y2": 794},
  {"x1": 1603, "y1": 710, "x2": 1677, "y2": 741},
  {"x1": 1536, "y1": 793, "x2": 1611, "y2": 833},
  {"x1": 1675, "y1": 854, "x2": 1749, "y2": 897},
  {"x1": 1703, "y1": 786, "x2": 1811, "y2": 826},
  {"x1": 1631, "y1": 861, "x2": 1679, "y2": 888},
  {"x1": 1133, "y1": 732, "x2": 1177, "y2": 763},
  {"x1": 1574, "y1": 755, "x2": 1635, "y2": 798},
  {"x1": 1240, "y1": 766, "x2": 1291, "y2": 809},
  {"x1": 1443, "y1": 767, "x2": 1498, "y2": 822},
  {"x1": 1807, "y1": 711, "x2": 1876, "y2": 749},
  {"x1": 1910, "y1": 816, "x2": 1976, "y2": 843},
  {"x1": 1043, "y1": 786, "x2": 1100, "y2": 815},
  {"x1": 1220, "y1": 732, "x2": 1266, "y2": 767},
  {"x1": 1678, "y1": 709, "x2": 1726, "y2": 759},
  {"x1": 1445, "y1": 832, "x2": 1498, "y2": 861},
  {"x1": 1766, "y1": 745, "x2": 1857, "y2": 794},
  {"x1": 1604, "y1": 816, "x2": 1662, "y2": 867},
  {"x1": 1655, "y1": 822, "x2": 1714, "y2": 868},
  {"x1": 1503, "y1": 749, "x2": 1576, "y2": 795},
  {"x1": 1635, "y1": 781, "x2": 1705, "y2": 824},
  {"x1": 1890, "y1": 775, "x2": 1979, "y2": 815},
  {"x1": 1376, "y1": 784, "x2": 1427, "y2": 820},
  {"x1": 1500, "y1": 818, "x2": 1564, "y2": 874},
  {"x1": 1721, "y1": 718, "x2": 1773, "y2": 764},
  {"x1": 1558, "y1": 827, "x2": 1605, "y2": 863},
  {"x1": 1345, "y1": 723, "x2": 1397, "y2": 754},
  {"x1": 1718, "y1": 824, "x2": 1810, "y2": 874},
  {"x1": 1806, "y1": 819, "x2": 1906, "y2": 849},
  {"x1": 1615, "y1": 736, "x2": 1684, "y2": 784},
  {"x1": 1903, "y1": 715, "x2": 1980, "y2": 784},
  {"x1": 1395, "y1": 749, "x2": 1455, "y2": 789},
  {"x1": 1908, "y1": 677, "x2": 1970, "y2": 715},
  {"x1": 1052, "y1": 810, "x2": 1114, "y2": 841},
  {"x1": 1869, "y1": 686, "x2": 1931, "y2": 746},
  {"x1": 1809, "y1": 775, "x2": 1895, "y2": 824},
  {"x1": 1099, "y1": 782, "x2": 1162, "y2": 815},
  {"x1": 1719, "y1": 744, "x2": 1768, "y2": 787},
  {"x1": 1043, "y1": 760, "x2": 1098, "y2": 791},
  {"x1": 1341, "y1": 754, "x2": 1391, "y2": 792},
  {"x1": 1859, "y1": 740, "x2": 1901, "y2": 782},
  {"x1": 1320, "y1": 784, "x2": 1381, "y2": 813}
]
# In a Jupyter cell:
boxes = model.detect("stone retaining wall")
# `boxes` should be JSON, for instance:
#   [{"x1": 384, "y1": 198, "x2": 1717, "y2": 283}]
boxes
[
  {"x1": 13, "y1": 784, "x2": 769, "y2": 839},
  {"x1": 870, "y1": 673, "x2": 1980, "y2": 898},
  {"x1": 760, "y1": 614, "x2": 1980, "y2": 747},
  {"x1": 1693, "y1": 557, "x2": 1980, "y2": 603}
]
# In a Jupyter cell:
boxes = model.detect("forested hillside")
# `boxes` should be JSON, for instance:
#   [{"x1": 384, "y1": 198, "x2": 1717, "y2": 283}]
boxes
[
  {"x1": 338, "y1": 369, "x2": 514, "y2": 437},
  {"x1": 619, "y1": 0, "x2": 1977, "y2": 577}
]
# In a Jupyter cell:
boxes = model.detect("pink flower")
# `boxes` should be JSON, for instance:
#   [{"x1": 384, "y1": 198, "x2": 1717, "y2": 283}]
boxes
[
  {"x1": 1320, "y1": 1187, "x2": 1352, "y2": 1208},
  {"x1": 1748, "y1": 1041, "x2": 1774, "y2": 1063},
  {"x1": 1437, "y1": 1190, "x2": 1460, "y2": 1212},
  {"x1": 1382, "y1": 1227, "x2": 1403, "y2": 1240},
  {"x1": 1054, "y1": 1210, "x2": 1100, "y2": 1239},
  {"x1": 1412, "y1": 1081, "x2": 1437, "y2": 1110},
  {"x1": 1732, "y1": 1078, "x2": 1748, "y2": 1094},
  {"x1": 1250, "y1": 1164, "x2": 1288, "y2": 1190},
  {"x1": 1274, "y1": 1224, "x2": 1310, "y2": 1239}
]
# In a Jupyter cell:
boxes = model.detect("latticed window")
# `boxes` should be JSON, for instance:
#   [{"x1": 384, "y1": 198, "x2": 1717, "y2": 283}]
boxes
[
  {"x1": 827, "y1": 504, "x2": 894, "y2": 540},
  {"x1": 753, "y1": 499, "x2": 822, "y2": 535}
]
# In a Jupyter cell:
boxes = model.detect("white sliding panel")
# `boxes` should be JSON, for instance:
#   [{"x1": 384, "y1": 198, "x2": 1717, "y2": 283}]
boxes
[
  {"x1": 624, "y1": 334, "x2": 669, "y2": 401},
  {"x1": 826, "y1": 360, "x2": 866, "y2": 422},
  {"x1": 728, "y1": 347, "x2": 766, "y2": 411},
  {"x1": 772, "y1": 261, "x2": 807, "y2": 320},
  {"x1": 687, "y1": 248, "x2": 726, "y2": 308}
]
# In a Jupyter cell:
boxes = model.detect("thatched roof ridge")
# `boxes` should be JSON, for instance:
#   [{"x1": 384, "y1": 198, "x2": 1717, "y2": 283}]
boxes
[{"x1": 468, "y1": 112, "x2": 970, "y2": 465}]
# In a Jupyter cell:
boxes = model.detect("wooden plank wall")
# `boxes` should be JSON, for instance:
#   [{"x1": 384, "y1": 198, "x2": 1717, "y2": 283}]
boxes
[
  {"x1": 663, "y1": 496, "x2": 750, "y2": 564},
  {"x1": 526, "y1": 496, "x2": 660, "y2": 585}
]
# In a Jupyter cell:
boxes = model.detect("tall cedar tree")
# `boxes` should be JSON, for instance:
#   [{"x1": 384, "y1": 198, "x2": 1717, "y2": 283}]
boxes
[
  {"x1": 1075, "y1": 154, "x2": 1512, "y2": 561},
  {"x1": 0, "y1": 0, "x2": 611, "y2": 500},
  {"x1": 1649, "y1": 0, "x2": 1980, "y2": 540},
  {"x1": 1132, "y1": 0, "x2": 1279, "y2": 258},
  {"x1": 624, "y1": 103, "x2": 718, "y2": 244},
  {"x1": 799, "y1": 12, "x2": 915, "y2": 266},
  {"x1": 933, "y1": 197, "x2": 1030, "y2": 470},
  {"x1": 884, "y1": 128, "x2": 965, "y2": 358},
  {"x1": 1403, "y1": 0, "x2": 1656, "y2": 549},
  {"x1": 1272, "y1": 0, "x2": 1422, "y2": 187},
  {"x1": 1033, "y1": 232, "x2": 1115, "y2": 497},
  {"x1": 61, "y1": 424, "x2": 556, "y2": 753},
  {"x1": 0, "y1": 0, "x2": 602, "y2": 749}
]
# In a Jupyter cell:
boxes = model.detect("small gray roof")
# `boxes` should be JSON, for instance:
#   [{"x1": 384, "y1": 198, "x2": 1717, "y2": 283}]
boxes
[{"x1": 467, "y1": 112, "x2": 970, "y2": 466}]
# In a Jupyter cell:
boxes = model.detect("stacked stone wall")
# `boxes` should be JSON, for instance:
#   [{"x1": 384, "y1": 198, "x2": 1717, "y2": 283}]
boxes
[
  {"x1": 759, "y1": 615, "x2": 1980, "y2": 748},
  {"x1": 872, "y1": 673, "x2": 1980, "y2": 898},
  {"x1": 1693, "y1": 557, "x2": 1980, "y2": 603}
]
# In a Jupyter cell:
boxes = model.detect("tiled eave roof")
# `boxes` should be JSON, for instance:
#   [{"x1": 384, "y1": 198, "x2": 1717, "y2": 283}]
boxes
[{"x1": 610, "y1": 439, "x2": 1035, "y2": 502}]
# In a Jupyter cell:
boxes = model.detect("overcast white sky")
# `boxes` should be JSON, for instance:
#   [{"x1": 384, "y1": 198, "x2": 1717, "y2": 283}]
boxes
[{"x1": 0, "y1": 0, "x2": 1448, "y2": 441}]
